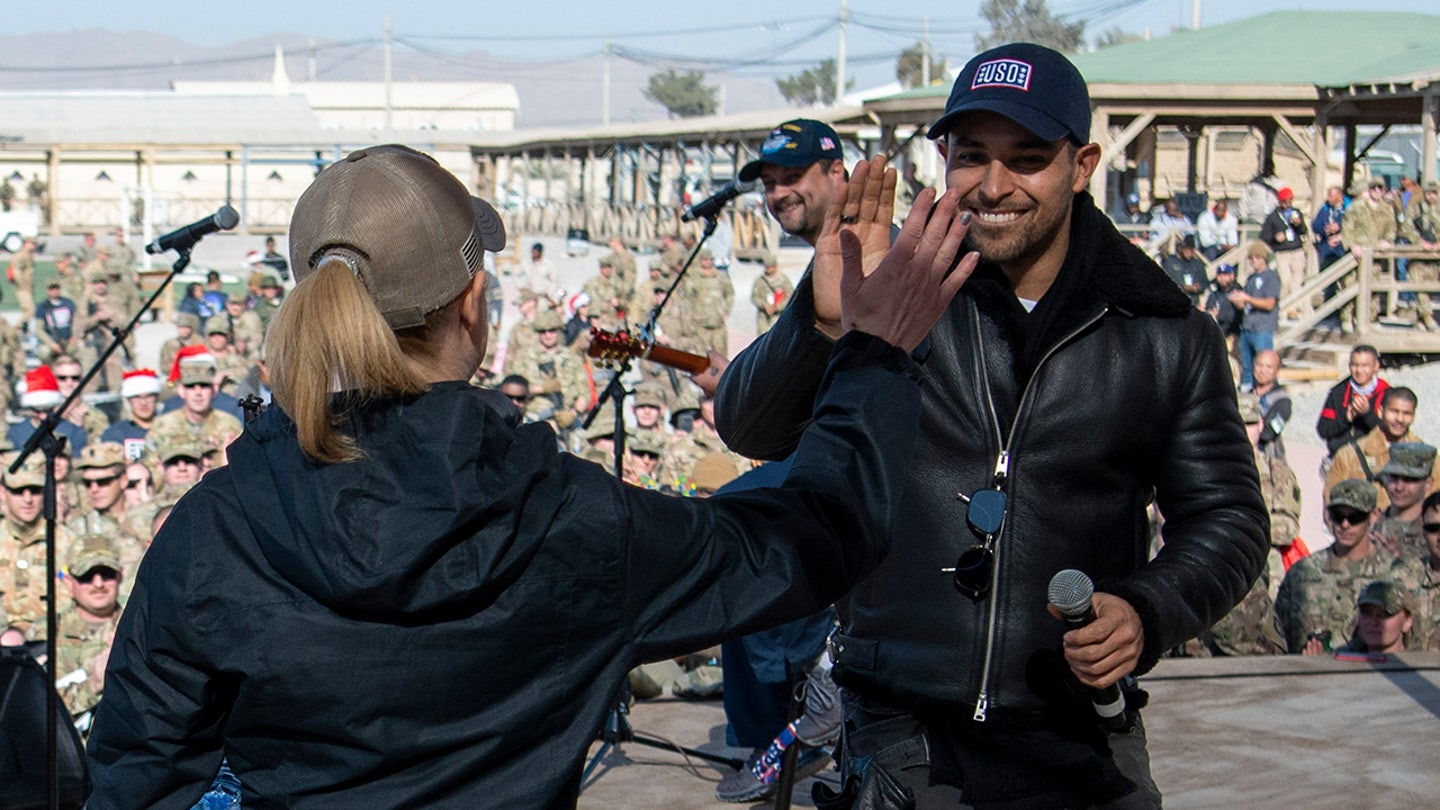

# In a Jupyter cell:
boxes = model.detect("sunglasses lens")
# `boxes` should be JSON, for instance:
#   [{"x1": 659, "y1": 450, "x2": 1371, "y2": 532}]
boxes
[{"x1": 951, "y1": 545, "x2": 993, "y2": 601}]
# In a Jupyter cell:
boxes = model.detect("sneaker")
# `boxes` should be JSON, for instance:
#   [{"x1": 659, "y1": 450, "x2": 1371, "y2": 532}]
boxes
[
  {"x1": 714, "y1": 747, "x2": 832, "y2": 803},
  {"x1": 716, "y1": 749, "x2": 770, "y2": 803}
]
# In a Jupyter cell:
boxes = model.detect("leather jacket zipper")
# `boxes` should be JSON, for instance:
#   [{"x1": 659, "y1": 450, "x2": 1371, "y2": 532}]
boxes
[{"x1": 967, "y1": 299, "x2": 1108, "y2": 722}]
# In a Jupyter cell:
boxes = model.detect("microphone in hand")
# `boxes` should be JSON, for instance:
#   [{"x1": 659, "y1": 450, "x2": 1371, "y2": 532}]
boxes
[{"x1": 1047, "y1": 568, "x2": 1128, "y2": 732}]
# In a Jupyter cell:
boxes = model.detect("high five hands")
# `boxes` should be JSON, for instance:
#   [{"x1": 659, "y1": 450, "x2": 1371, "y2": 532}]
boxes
[{"x1": 813, "y1": 155, "x2": 978, "y2": 351}]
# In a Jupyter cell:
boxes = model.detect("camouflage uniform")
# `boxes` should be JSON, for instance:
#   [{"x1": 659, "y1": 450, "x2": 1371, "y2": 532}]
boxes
[
  {"x1": 7, "y1": 241, "x2": 36, "y2": 323},
  {"x1": 148, "y1": 408, "x2": 243, "y2": 465},
  {"x1": 582, "y1": 269, "x2": 629, "y2": 330},
  {"x1": 1324, "y1": 427, "x2": 1437, "y2": 512},
  {"x1": 601, "y1": 243, "x2": 637, "y2": 296},
  {"x1": 74, "y1": 274, "x2": 128, "y2": 391},
  {"x1": 1255, "y1": 445, "x2": 1303, "y2": 599},
  {"x1": 1373, "y1": 513, "x2": 1427, "y2": 561},
  {"x1": 227, "y1": 307, "x2": 266, "y2": 361},
  {"x1": 0, "y1": 316, "x2": 22, "y2": 413},
  {"x1": 65, "y1": 442, "x2": 147, "y2": 601},
  {"x1": 662, "y1": 428, "x2": 749, "y2": 491},
  {"x1": 1342, "y1": 192, "x2": 1399, "y2": 331},
  {"x1": 751, "y1": 263, "x2": 794, "y2": 336},
  {"x1": 1403, "y1": 188, "x2": 1440, "y2": 329},
  {"x1": 511, "y1": 311, "x2": 590, "y2": 431},
  {"x1": 64, "y1": 403, "x2": 111, "y2": 448},
  {"x1": 681, "y1": 264, "x2": 734, "y2": 356},
  {"x1": 159, "y1": 313, "x2": 204, "y2": 384},
  {"x1": 47, "y1": 535, "x2": 124, "y2": 720},
  {"x1": 1416, "y1": 559, "x2": 1440, "y2": 652},
  {"x1": 0, "y1": 455, "x2": 74, "y2": 635}
]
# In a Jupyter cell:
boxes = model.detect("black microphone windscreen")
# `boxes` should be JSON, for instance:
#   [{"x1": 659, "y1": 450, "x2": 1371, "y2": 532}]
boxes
[{"x1": 1047, "y1": 568, "x2": 1094, "y2": 617}]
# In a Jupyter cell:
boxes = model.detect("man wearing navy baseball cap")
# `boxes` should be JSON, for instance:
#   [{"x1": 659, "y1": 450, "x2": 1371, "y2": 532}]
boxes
[
  {"x1": 716, "y1": 42, "x2": 1264, "y2": 808},
  {"x1": 739, "y1": 118, "x2": 846, "y2": 246}
]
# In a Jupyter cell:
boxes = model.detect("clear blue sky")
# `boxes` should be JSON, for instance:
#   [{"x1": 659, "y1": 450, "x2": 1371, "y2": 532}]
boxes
[{"x1": 10, "y1": 0, "x2": 1424, "y2": 89}]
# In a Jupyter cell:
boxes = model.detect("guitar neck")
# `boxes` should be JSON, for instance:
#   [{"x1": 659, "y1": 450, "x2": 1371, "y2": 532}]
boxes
[{"x1": 643, "y1": 343, "x2": 710, "y2": 375}]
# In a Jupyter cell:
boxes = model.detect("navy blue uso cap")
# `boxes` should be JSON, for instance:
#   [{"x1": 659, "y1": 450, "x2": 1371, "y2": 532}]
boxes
[
  {"x1": 927, "y1": 43, "x2": 1091, "y2": 144},
  {"x1": 739, "y1": 119, "x2": 844, "y2": 182}
]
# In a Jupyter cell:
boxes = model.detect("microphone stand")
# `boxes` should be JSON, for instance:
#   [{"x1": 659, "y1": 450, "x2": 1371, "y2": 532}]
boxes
[
  {"x1": 10, "y1": 248, "x2": 196, "y2": 810},
  {"x1": 579, "y1": 214, "x2": 743, "y2": 789}
]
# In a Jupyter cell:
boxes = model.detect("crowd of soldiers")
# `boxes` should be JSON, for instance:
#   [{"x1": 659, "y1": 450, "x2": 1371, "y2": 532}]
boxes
[
  {"x1": 6, "y1": 174, "x2": 1439, "y2": 749},
  {"x1": 494, "y1": 232, "x2": 791, "y2": 495},
  {"x1": 0, "y1": 229, "x2": 283, "y2": 729}
]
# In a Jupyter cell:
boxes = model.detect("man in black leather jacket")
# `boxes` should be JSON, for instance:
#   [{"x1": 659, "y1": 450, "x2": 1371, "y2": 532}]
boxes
[{"x1": 715, "y1": 43, "x2": 1267, "y2": 809}]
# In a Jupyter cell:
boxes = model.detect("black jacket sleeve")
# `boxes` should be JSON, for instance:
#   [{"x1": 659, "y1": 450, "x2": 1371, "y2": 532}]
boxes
[
  {"x1": 618, "y1": 331, "x2": 920, "y2": 660},
  {"x1": 713, "y1": 266, "x2": 834, "y2": 461},
  {"x1": 1105, "y1": 313, "x2": 1270, "y2": 674}
]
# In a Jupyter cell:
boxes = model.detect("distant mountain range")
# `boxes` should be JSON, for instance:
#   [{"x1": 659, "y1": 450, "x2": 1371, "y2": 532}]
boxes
[{"x1": 0, "y1": 29, "x2": 792, "y2": 128}]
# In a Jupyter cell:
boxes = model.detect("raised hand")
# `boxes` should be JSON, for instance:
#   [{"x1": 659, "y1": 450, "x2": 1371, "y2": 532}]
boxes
[
  {"x1": 813, "y1": 156, "x2": 897, "y2": 338},
  {"x1": 839, "y1": 187, "x2": 977, "y2": 352}
]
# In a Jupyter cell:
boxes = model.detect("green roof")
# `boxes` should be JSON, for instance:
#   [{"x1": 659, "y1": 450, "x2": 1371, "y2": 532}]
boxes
[
  {"x1": 1073, "y1": 11, "x2": 1440, "y2": 86},
  {"x1": 867, "y1": 11, "x2": 1440, "y2": 103}
]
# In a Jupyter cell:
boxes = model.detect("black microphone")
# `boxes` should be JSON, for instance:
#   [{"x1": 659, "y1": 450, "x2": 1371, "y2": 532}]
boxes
[
  {"x1": 681, "y1": 179, "x2": 756, "y2": 223},
  {"x1": 146, "y1": 206, "x2": 241, "y2": 255},
  {"x1": 1047, "y1": 568, "x2": 1127, "y2": 732}
]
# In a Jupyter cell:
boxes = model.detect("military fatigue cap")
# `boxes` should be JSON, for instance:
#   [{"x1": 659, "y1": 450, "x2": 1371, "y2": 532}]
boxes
[
  {"x1": 76, "y1": 441, "x2": 126, "y2": 470},
  {"x1": 68, "y1": 534, "x2": 121, "y2": 578},
  {"x1": 1246, "y1": 241, "x2": 1272, "y2": 260},
  {"x1": 532, "y1": 309, "x2": 564, "y2": 332},
  {"x1": 203, "y1": 315, "x2": 231, "y2": 336},
  {"x1": 86, "y1": 268, "x2": 110, "y2": 283},
  {"x1": 651, "y1": 279, "x2": 670, "y2": 293},
  {"x1": 692, "y1": 452, "x2": 739, "y2": 492},
  {"x1": 260, "y1": 274, "x2": 283, "y2": 289},
  {"x1": 179, "y1": 356, "x2": 216, "y2": 386},
  {"x1": 158, "y1": 439, "x2": 206, "y2": 465},
  {"x1": 628, "y1": 432, "x2": 666, "y2": 458},
  {"x1": 579, "y1": 420, "x2": 618, "y2": 443},
  {"x1": 1235, "y1": 393, "x2": 1262, "y2": 424},
  {"x1": 176, "y1": 312, "x2": 201, "y2": 331},
  {"x1": 2, "y1": 452, "x2": 46, "y2": 489},
  {"x1": 1357, "y1": 579, "x2": 1415, "y2": 615},
  {"x1": 1328, "y1": 478, "x2": 1377, "y2": 512},
  {"x1": 763, "y1": 253, "x2": 779, "y2": 268},
  {"x1": 698, "y1": 249, "x2": 714, "y2": 261},
  {"x1": 632, "y1": 384, "x2": 667, "y2": 410},
  {"x1": 1378, "y1": 443, "x2": 1436, "y2": 480},
  {"x1": 517, "y1": 289, "x2": 540, "y2": 305},
  {"x1": 1426, "y1": 183, "x2": 1440, "y2": 194}
]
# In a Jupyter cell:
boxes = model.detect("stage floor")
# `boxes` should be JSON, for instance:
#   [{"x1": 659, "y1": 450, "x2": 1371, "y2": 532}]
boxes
[{"x1": 577, "y1": 653, "x2": 1440, "y2": 809}]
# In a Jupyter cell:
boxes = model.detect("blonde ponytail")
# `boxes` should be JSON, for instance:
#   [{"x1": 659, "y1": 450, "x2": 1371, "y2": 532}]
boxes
[{"x1": 264, "y1": 258, "x2": 429, "y2": 463}]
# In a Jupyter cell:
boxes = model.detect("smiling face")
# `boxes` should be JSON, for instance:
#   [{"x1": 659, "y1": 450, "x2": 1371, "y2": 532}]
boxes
[
  {"x1": 937, "y1": 111, "x2": 1099, "y2": 284},
  {"x1": 758, "y1": 160, "x2": 845, "y2": 245}
]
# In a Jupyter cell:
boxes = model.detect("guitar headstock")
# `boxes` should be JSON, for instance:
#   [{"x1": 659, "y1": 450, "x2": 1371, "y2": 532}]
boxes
[{"x1": 587, "y1": 328, "x2": 647, "y2": 366}]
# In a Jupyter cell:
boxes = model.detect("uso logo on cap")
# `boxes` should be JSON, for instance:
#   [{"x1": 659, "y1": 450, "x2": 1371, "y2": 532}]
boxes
[{"x1": 972, "y1": 59, "x2": 1033, "y2": 91}]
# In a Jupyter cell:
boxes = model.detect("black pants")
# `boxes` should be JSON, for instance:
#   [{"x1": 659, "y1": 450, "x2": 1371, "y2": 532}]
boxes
[{"x1": 837, "y1": 693, "x2": 1162, "y2": 809}]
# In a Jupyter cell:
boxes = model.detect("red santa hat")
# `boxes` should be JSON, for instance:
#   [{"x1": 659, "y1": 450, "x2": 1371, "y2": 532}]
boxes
[
  {"x1": 121, "y1": 368, "x2": 162, "y2": 398},
  {"x1": 19, "y1": 366, "x2": 63, "y2": 411},
  {"x1": 566, "y1": 292, "x2": 591, "y2": 320},
  {"x1": 169, "y1": 344, "x2": 215, "y2": 384}
]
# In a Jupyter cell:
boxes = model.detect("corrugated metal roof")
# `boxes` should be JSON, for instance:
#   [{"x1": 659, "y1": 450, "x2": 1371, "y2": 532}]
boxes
[{"x1": 0, "y1": 92, "x2": 326, "y2": 145}]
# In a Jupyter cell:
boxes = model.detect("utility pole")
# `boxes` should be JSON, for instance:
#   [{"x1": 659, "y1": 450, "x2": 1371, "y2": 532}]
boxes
[
  {"x1": 383, "y1": 16, "x2": 393, "y2": 130},
  {"x1": 836, "y1": 0, "x2": 848, "y2": 105},
  {"x1": 602, "y1": 38, "x2": 612, "y2": 127},
  {"x1": 921, "y1": 16, "x2": 931, "y2": 88},
  {"x1": 307, "y1": 37, "x2": 317, "y2": 82},
  {"x1": 1192, "y1": 0, "x2": 1202, "y2": 30}
]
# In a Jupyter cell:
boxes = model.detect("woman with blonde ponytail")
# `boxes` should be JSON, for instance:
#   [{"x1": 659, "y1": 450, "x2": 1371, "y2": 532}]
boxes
[{"x1": 88, "y1": 144, "x2": 977, "y2": 808}]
